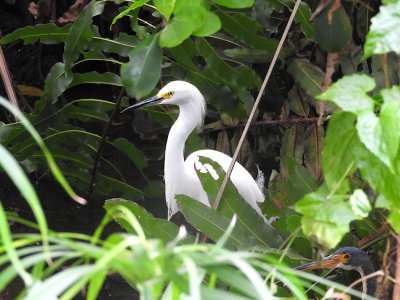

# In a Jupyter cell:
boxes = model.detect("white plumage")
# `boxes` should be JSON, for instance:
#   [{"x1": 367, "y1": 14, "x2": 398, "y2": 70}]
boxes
[{"x1": 122, "y1": 81, "x2": 268, "y2": 223}]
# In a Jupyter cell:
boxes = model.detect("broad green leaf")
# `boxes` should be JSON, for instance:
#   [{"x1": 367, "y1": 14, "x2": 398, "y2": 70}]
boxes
[
  {"x1": 224, "y1": 48, "x2": 274, "y2": 64},
  {"x1": 63, "y1": 2, "x2": 104, "y2": 78},
  {"x1": 153, "y1": 0, "x2": 176, "y2": 21},
  {"x1": 350, "y1": 189, "x2": 371, "y2": 218},
  {"x1": 43, "y1": 63, "x2": 72, "y2": 105},
  {"x1": 144, "y1": 218, "x2": 196, "y2": 245},
  {"x1": 364, "y1": 0, "x2": 400, "y2": 59},
  {"x1": 159, "y1": 19, "x2": 195, "y2": 48},
  {"x1": 288, "y1": 86, "x2": 309, "y2": 117},
  {"x1": 213, "y1": 0, "x2": 255, "y2": 8},
  {"x1": 295, "y1": 2, "x2": 315, "y2": 41},
  {"x1": 193, "y1": 12, "x2": 222, "y2": 37},
  {"x1": 69, "y1": 72, "x2": 122, "y2": 88},
  {"x1": 296, "y1": 186, "x2": 365, "y2": 248},
  {"x1": 111, "y1": 0, "x2": 149, "y2": 25},
  {"x1": 177, "y1": 195, "x2": 252, "y2": 249},
  {"x1": 104, "y1": 198, "x2": 153, "y2": 219},
  {"x1": 317, "y1": 74, "x2": 375, "y2": 114},
  {"x1": 121, "y1": 35, "x2": 162, "y2": 98},
  {"x1": 322, "y1": 112, "x2": 359, "y2": 193},
  {"x1": 216, "y1": 10, "x2": 278, "y2": 52},
  {"x1": 280, "y1": 126, "x2": 304, "y2": 178},
  {"x1": 376, "y1": 195, "x2": 400, "y2": 232},
  {"x1": 197, "y1": 37, "x2": 261, "y2": 89},
  {"x1": 304, "y1": 124, "x2": 324, "y2": 178},
  {"x1": 88, "y1": 32, "x2": 138, "y2": 56},
  {"x1": 110, "y1": 138, "x2": 147, "y2": 170},
  {"x1": 287, "y1": 58, "x2": 324, "y2": 98},
  {"x1": 314, "y1": 3, "x2": 352, "y2": 52},
  {"x1": 171, "y1": 41, "x2": 198, "y2": 71},
  {"x1": 0, "y1": 23, "x2": 71, "y2": 45},
  {"x1": 355, "y1": 142, "x2": 400, "y2": 225}
]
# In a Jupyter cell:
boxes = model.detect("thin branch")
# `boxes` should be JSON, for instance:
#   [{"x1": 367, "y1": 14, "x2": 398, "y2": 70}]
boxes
[
  {"x1": 0, "y1": 32, "x2": 20, "y2": 120},
  {"x1": 88, "y1": 88, "x2": 124, "y2": 199},
  {"x1": 201, "y1": 117, "x2": 325, "y2": 134},
  {"x1": 392, "y1": 235, "x2": 400, "y2": 300},
  {"x1": 212, "y1": 0, "x2": 303, "y2": 211}
]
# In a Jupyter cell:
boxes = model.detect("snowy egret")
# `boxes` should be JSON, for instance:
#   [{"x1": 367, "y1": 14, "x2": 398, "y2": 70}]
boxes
[
  {"x1": 295, "y1": 247, "x2": 376, "y2": 297},
  {"x1": 122, "y1": 81, "x2": 268, "y2": 223}
]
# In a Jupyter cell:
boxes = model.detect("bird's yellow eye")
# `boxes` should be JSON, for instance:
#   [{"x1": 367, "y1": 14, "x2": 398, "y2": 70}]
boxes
[{"x1": 168, "y1": 91, "x2": 174, "y2": 97}]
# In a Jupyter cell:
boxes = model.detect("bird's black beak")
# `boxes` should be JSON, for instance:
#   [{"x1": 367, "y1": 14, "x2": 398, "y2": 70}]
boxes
[
  {"x1": 295, "y1": 253, "x2": 348, "y2": 271},
  {"x1": 121, "y1": 94, "x2": 164, "y2": 113}
]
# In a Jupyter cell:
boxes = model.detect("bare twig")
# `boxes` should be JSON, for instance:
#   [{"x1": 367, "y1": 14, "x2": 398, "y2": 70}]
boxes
[
  {"x1": 392, "y1": 235, "x2": 400, "y2": 300},
  {"x1": 0, "y1": 33, "x2": 20, "y2": 119},
  {"x1": 88, "y1": 88, "x2": 124, "y2": 199},
  {"x1": 212, "y1": 0, "x2": 303, "y2": 211},
  {"x1": 202, "y1": 117, "x2": 325, "y2": 135}
]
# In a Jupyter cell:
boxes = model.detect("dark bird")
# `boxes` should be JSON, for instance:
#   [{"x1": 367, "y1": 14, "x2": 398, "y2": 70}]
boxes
[{"x1": 295, "y1": 247, "x2": 376, "y2": 297}]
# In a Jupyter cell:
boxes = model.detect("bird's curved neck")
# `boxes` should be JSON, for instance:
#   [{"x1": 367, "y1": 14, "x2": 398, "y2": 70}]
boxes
[
  {"x1": 165, "y1": 106, "x2": 198, "y2": 177},
  {"x1": 357, "y1": 260, "x2": 376, "y2": 297}
]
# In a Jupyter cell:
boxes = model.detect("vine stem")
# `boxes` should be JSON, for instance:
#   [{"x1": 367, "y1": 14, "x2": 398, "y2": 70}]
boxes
[{"x1": 212, "y1": 0, "x2": 303, "y2": 210}]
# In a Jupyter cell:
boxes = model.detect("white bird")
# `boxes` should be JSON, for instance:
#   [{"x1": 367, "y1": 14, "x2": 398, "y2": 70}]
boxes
[{"x1": 122, "y1": 81, "x2": 268, "y2": 223}]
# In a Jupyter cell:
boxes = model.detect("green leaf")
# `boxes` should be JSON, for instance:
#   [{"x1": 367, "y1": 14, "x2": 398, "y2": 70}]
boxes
[
  {"x1": 177, "y1": 195, "x2": 252, "y2": 249},
  {"x1": 63, "y1": 2, "x2": 104, "y2": 78},
  {"x1": 280, "y1": 126, "x2": 304, "y2": 178},
  {"x1": 0, "y1": 23, "x2": 71, "y2": 45},
  {"x1": 112, "y1": 0, "x2": 149, "y2": 25},
  {"x1": 223, "y1": 48, "x2": 274, "y2": 64},
  {"x1": 69, "y1": 72, "x2": 122, "y2": 88},
  {"x1": 196, "y1": 37, "x2": 261, "y2": 89},
  {"x1": 121, "y1": 35, "x2": 162, "y2": 98},
  {"x1": 287, "y1": 58, "x2": 324, "y2": 98},
  {"x1": 42, "y1": 63, "x2": 72, "y2": 105},
  {"x1": 304, "y1": 124, "x2": 324, "y2": 179},
  {"x1": 364, "y1": 0, "x2": 400, "y2": 59},
  {"x1": 153, "y1": 0, "x2": 176, "y2": 21},
  {"x1": 376, "y1": 195, "x2": 400, "y2": 231},
  {"x1": 350, "y1": 189, "x2": 371, "y2": 218},
  {"x1": 295, "y1": 2, "x2": 315, "y2": 41},
  {"x1": 159, "y1": 19, "x2": 195, "y2": 48},
  {"x1": 88, "y1": 32, "x2": 138, "y2": 56},
  {"x1": 213, "y1": 0, "x2": 255, "y2": 8},
  {"x1": 355, "y1": 143, "x2": 400, "y2": 215},
  {"x1": 193, "y1": 12, "x2": 221, "y2": 37},
  {"x1": 215, "y1": 9, "x2": 278, "y2": 52},
  {"x1": 0, "y1": 145, "x2": 38, "y2": 285},
  {"x1": 24, "y1": 265, "x2": 99, "y2": 300},
  {"x1": 109, "y1": 138, "x2": 147, "y2": 170},
  {"x1": 288, "y1": 86, "x2": 309, "y2": 117},
  {"x1": 296, "y1": 186, "x2": 365, "y2": 248},
  {"x1": 144, "y1": 218, "x2": 196, "y2": 245},
  {"x1": 322, "y1": 112, "x2": 359, "y2": 193},
  {"x1": 317, "y1": 74, "x2": 375, "y2": 114},
  {"x1": 104, "y1": 198, "x2": 153, "y2": 233},
  {"x1": 314, "y1": 3, "x2": 352, "y2": 52}
]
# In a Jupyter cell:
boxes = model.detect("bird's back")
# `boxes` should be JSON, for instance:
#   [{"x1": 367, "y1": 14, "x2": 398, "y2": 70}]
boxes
[{"x1": 184, "y1": 149, "x2": 269, "y2": 223}]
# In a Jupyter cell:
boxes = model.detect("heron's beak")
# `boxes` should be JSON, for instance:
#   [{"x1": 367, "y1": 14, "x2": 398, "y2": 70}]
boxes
[
  {"x1": 121, "y1": 94, "x2": 164, "y2": 113},
  {"x1": 294, "y1": 254, "x2": 348, "y2": 271}
]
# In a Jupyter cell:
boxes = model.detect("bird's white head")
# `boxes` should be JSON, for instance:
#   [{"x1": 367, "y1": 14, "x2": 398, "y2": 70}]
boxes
[{"x1": 122, "y1": 81, "x2": 206, "y2": 128}]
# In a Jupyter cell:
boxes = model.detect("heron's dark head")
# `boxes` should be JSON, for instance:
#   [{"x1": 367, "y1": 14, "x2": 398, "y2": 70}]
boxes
[{"x1": 295, "y1": 247, "x2": 376, "y2": 296}]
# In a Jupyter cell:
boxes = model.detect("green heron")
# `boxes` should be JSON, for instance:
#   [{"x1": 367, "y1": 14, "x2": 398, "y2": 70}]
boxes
[{"x1": 295, "y1": 247, "x2": 376, "y2": 297}]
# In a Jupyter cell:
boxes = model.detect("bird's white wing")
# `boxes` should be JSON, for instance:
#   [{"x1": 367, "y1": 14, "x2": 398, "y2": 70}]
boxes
[{"x1": 185, "y1": 150, "x2": 268, "y2": 221}]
